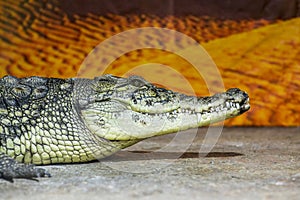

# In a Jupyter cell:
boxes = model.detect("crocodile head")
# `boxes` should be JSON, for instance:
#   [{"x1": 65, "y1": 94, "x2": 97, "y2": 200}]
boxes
[{"x1": 78, "y1": 75, "x2": 250, "y2": 141}]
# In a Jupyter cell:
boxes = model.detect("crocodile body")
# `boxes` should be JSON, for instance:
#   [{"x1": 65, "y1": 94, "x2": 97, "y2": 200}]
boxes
[{"x1": 0, "y1": 74, "x2": 250, "y2": 182}]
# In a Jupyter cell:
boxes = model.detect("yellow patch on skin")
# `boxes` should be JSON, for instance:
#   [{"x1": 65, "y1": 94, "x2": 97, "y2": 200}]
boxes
[
  {"x1": 12, "y1": 119, "x2": 20, "y2": 126},
  {"x1": 74, "y1": 145, "x2": 82, "y2": 151},
  {"x1": 20, "y1": 144, "x2": 26, "y2": 155},
  {"x1": 1, "y1": 119, "x2": 11, "y2": 126},
  {"x1": 41, "y1": 152, "x2": 50, "y2": 160},
  {"x1": 73, "y1": 151, "x2": 79, "y2": 155},
  {"x1": 49, "y1": 129, "x2": 55, "y2": 135},
  {"x1": 51, "y1": 138, "x2": 58, "y2": 145},
  {"x1": 24, "y1": 152, "x2": 32, "y2": 163},
  {"x1": 56, "y1": 134, "x2": 62, "y2": 140},
  {"x1": 65, "y1": 141, "x2": 72, "y2": 146},
  {"x1": 42, "y1": 137, "x2": 50, "y2": 145},
  {"x1": 58, "y1": 144, "x2": 65, "y2": 151},
  {"x1": 16, "y1": 155, "x2": 24, "y2": 162},
  {"x1": 25, "y1": 140, "x2": 31, "y2": 150},
  {"x1": 22, "y1": 117, "x2": 29, "y2": 124},
  {"x1": 31, "y1": 144, "x2": 37, "y2": 154},
  {"x1": 61, "y1": 150, "x2": 68, "y2": 156},
  {"x1": 35, "y1": 135, "x2": 42, "y2": 144},
  {"x1": 43, "y1": 130, "x2": 51, "y2": 138},
  {"x1": 64, "y1": 156, "x2": 71, "y2": 163},
  {"x1": 42, "y1": 159, "x2": 51, "y2": 165},
  {"x1": 55, "y1": 129, "x2": 62, "y2": 135},
  {"x1": 54, "y1": 123, "x2": 61, "y2": 129},
  {"x1": 72, "y1": 141, "x2": 80, "y2": 146},
  {"x1": 30, "y1": 126, "x2": 36, "y2": 135},
  {"x1": 51, "y1": 157, "x2": 58, "y2": 163},
  {"x1": 7, "y1": 150, "x2": 15, "y2": 157},
  {"x1": 24, "y1": 110, "x2": 30, "y2": 115},
  {"x1": 62, "y1": 135, "x2": 69, "y2": 141},
  {"x1": 31, "y1": 134, "x2": 36, "y2": 144},
  {"x1": 6, "y1": 138, "x2": 13, "y2": 149},
  {"x1": 48, "y1": 122, "x2": 54, "y2": 128},
  {"x1": 37, "y1": 144, "x2": 44, "y2": 154},
  {"x1": 14, "y1": 145, "x2": 20, "y2": 155},
  {"x1": 32, "y1": 153, "x2": 42, "y2": 164},
  {"x1": 72, "y1": 155, "x2": 80, "y2": 162},
  {"x1": 66, "y1": 146, "x2": 74, "y2": 151},
  {"x1": 44, "y1": 145, "x2": 51, "y2": 153},
  {"x1": 15, "y1": 111, "x2": 22, "y2": 117},
  {"x1": 56, "y1": 151, "x2": 63, "y2": 158},
  {"x1": 50, "y1": 144, "x2": 59, "y2": 151},
  {"x1": 0, "y1": 109, "x2": 8, "y2": 115},
  {"x1": 49, "y1": 151, "x2": 56, "y2": 158}
]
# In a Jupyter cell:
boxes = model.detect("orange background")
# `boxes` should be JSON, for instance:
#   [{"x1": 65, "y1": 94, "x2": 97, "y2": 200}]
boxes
[{"x1": 0, "y1": 1, "x2": 299, "y2": 126}]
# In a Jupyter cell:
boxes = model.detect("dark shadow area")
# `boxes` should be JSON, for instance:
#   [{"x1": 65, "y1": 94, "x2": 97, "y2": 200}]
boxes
[
  {"x1": 60, "y1": 0, "x2": 299, "y2": 20},
  {"x1": 102, "y1": 151, "x2": 244, "y2": 162}
]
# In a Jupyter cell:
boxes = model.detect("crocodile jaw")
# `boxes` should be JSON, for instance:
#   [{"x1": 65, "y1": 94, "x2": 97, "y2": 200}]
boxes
[{"x1": 81, "y1": 85, "x2": 250, "y2": 140}]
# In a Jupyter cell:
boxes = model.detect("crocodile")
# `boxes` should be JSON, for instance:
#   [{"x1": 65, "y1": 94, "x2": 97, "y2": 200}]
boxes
[{"x1": 0, "y1": 74, "x2": 250, "y2": 182}]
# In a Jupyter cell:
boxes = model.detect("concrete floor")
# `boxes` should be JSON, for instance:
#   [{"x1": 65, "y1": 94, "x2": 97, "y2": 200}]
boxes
[{"x1": 1, "y1": 127, "x2": 299, "y2": 200}]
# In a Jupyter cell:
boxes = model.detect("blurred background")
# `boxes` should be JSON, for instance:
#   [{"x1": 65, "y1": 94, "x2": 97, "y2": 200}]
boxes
[{"x1": 0, "y1": 0, "x2": 299, "y2": 126}]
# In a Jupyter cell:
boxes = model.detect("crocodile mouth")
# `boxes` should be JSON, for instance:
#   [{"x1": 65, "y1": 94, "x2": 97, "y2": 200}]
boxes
[
  {"x1": 182, "y1": 97, "x2": 250, "y2": 116},
  {"x1": 107, "y1": 88, "x2": 251, "y2": 124},
  {"x1": 176, "y1": 88, "x2": 250, "y2": 116},
  {"x1": 239, "y1": 97, "x2": 251, "y2": 113},
  {"x1": 213, "y1": 96, "x2": 250, "y2": 114},
  {"x1": 81, "y1": 87, "x2": 250, "y2": 140}
]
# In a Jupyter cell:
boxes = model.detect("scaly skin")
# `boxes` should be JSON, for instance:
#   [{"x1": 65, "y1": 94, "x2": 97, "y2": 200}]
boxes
[{"x1": 0, "y1": 74, "x2": 250, "y2": 182}]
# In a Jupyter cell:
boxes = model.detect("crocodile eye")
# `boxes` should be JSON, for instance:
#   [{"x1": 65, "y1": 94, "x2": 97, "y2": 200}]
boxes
[
  {"x1": 97, "y1": 80, "x2": 115, "y2": 91},
  {"x1": 129, "y1": 77, "x2": 146, "y2": 87}
]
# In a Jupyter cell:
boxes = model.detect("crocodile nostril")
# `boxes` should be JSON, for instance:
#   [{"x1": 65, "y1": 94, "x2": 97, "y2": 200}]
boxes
[{"x1": 242, "y1": 92, "x2": 249, "y2": 99}]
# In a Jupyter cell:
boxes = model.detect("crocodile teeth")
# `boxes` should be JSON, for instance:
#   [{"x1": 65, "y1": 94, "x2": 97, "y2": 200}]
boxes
[
  {"x1": 226, "y1": 102, "x2": 230, "y2": 108},
  {"x1": 197, "y1": 113, "x2": 202, "y2": 122}
]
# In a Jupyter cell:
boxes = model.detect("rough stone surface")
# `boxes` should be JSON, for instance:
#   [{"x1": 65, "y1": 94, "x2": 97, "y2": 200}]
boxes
[{"x1": 0, "y1": 127, "x2": 299, "y2": 200}]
